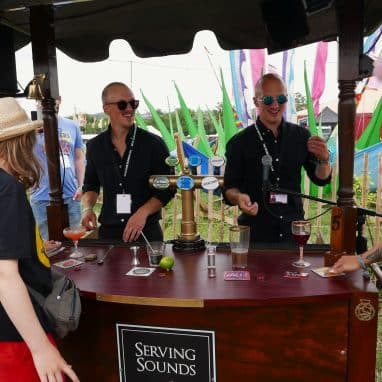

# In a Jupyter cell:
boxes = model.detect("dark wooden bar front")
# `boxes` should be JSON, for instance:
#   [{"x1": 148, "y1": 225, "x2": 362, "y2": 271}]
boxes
[{"x1": 55, "y1": 244, "x2": 378, "y2": 381}]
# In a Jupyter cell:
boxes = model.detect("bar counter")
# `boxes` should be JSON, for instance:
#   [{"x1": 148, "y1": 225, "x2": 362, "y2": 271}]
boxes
[{"x1": 54, "y1": 242, "x2": 378, "y2": 381}]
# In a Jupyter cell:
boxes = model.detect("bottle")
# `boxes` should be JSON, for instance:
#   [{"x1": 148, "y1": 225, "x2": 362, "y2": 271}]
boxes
[{"x1": 207, "y1": 245, "x2": 216, "y2": 278}]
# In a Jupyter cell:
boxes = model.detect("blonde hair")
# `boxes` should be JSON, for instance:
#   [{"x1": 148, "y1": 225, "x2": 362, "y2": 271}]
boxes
[
  {"x1": 0, "y1": 131, "x2": 41, "y2": 189},
  {"x1": 254, "y1": 73, "x2": 287, "y2": 99},
  {"x1": 102, "y1": 82, "x2": 130, "y2": 105}
]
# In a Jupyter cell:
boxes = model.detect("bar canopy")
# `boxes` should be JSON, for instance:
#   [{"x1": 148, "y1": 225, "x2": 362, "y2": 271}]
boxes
[{"x1": 1, "y1": 0, "x2": 381, "y2": 61}]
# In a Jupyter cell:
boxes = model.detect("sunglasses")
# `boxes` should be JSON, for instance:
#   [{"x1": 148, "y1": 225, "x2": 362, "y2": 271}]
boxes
[
  {"x1": 260, "y1": 94, "x2": 288, "y2": 106},
  {"x1": 104, "y1": 99, "x2": 140, "y2": 110}
]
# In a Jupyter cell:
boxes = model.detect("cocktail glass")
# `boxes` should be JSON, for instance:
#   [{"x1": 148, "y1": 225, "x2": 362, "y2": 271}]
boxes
[
  {"x1": 63, "y1": 226, "x2": 87, "y2": 258},
  {"x1": 291, "y1": 220, "x2": 311, "y2": 268}
]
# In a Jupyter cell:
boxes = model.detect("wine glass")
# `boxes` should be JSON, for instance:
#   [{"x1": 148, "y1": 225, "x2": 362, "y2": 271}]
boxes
[
  {"x1": 63, "y1": 226, "x2": 87, "y2": 258},
  {"x1": 291, "y1": 220, "x2": 311, "y2": 268}
]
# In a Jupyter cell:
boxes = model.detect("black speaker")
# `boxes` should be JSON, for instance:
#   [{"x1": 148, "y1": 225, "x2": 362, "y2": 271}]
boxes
[
  {"x1": 261, "y1": 0, "x2": 309, "y2": 50},
  {"x1": 0, "y1": 25, "x2": 19, "y2": 97}
]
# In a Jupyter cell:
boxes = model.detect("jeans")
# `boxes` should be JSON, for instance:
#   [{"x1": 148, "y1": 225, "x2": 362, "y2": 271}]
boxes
[{"x1": 31, "y1": 198, "x2": 82, "y2": 240}]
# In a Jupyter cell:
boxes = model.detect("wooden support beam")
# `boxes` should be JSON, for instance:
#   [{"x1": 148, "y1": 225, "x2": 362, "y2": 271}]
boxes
[
  {"x1": 30, "y1": 5, "x2": 68, "y2": 240},
  {"x1": 329, "y1": 0, "x2": 363, "y2": 256}
]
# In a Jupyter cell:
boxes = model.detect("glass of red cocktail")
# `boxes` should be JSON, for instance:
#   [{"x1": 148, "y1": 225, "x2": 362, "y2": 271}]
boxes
[
  {"x1": 291, "y1": 220, "x2": 311, "y2": 268},
  {"x1": 63, "y1": 226, "x2": 87, "y2": 258}
]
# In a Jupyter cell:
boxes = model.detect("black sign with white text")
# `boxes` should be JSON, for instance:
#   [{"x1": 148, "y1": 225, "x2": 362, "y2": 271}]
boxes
[{"x1": 116, "y1": 324, "x2": 216, "y2": 382}]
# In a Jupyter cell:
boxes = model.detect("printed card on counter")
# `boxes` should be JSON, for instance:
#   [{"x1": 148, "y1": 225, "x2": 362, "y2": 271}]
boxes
[
  {"x1": 311, "y1": 267, "x2": 345, "y2": 278},
  {"x1": 283, "y1": 271, "x2": 309, "y2": 279},
  {"x1": 54, "y1": 259, "x2": 84, "y2": 269},
  {"x1": 224, "y1": 271, "x2": 251, "y2": 281},
  {"x1": 126, "y1": 267, "x2": 156, "y2": 277}
]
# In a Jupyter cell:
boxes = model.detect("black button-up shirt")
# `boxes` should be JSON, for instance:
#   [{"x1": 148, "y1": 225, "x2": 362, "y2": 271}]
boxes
[
  {"x1": 83, "y1": 125, "x2": 175, "y2": 230},
  {"x1": 223, "y1": 118, "x2": 331, "y2": 243}
]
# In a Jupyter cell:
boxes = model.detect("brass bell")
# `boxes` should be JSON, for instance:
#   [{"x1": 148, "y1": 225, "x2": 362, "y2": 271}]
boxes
[{"x1": 26, "y1": 74, "x2": 45, "y2": 100}]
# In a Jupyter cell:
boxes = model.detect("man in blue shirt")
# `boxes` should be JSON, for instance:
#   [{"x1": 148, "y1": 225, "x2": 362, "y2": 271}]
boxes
[{"x1": 31, "y1": 98, "x2": 85, "y2": 240}]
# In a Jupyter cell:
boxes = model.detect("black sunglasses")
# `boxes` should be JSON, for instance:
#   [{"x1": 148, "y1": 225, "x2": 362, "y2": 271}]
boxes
[
  {"x1": 104, "y1": 99, "x2": 140, "y2": 110},
  {"x1": 260, "y1": 94, "x2": 288, "y2": 106}
]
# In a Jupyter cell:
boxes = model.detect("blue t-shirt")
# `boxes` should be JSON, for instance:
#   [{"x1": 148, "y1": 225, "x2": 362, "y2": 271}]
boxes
[{"x1": 31, "y1": 116, "x2": 84, "y2": 201}]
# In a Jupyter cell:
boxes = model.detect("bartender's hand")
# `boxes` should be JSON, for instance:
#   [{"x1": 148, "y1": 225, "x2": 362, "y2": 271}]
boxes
[
  {"x1": 81, "y1": 209, "x2": 97, "y2": 230},
  {"x1": 123, "y1": 210, "x2": 148, "y2": 242},
  {"x1": 329, "y1": 256, "x2": 360, "y2": 274},
  {"x1": 307, "y1": 136, "x2": 330, "y2": 161},
  {"x1": 237, "y1": 193, "x2": 258, "y2": 216}
]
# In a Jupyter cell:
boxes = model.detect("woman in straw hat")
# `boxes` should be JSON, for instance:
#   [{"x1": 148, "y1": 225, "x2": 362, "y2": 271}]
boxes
[{"x1": 0, "y1": 98, "x2": 79, "y2": 382}]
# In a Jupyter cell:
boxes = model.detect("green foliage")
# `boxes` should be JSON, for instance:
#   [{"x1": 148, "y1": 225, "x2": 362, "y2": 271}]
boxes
[
  {"x1": 353, "y1": 175, "x2": 377, "y2": 210},
  {"x1": 294, "y1": 91, "x2": 307, "y2": 111}
]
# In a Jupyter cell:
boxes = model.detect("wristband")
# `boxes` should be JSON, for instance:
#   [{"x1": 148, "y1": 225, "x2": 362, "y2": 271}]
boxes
[
  {"x1": 317, "y1": 150, "x2": 331, "y2": 165},
  {"x1": 356, "y1": 255, "x2": 367, "y2": 270},
  {"x1": 83, "y1": 207, "x2": 93, "y2": 213}
]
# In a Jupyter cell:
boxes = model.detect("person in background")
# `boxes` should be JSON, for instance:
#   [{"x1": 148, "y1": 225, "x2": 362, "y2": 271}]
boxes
[
  {"x1": 224, "y1": 73, "x2": 332, "y2": 243},
  {"x1": 81, "y1": 82, "x2": 175, "y2": 241},
  {"x1": 329, "y1": 243, "x2": 382, "y2": 274},
  {"x1": 30, "y1": 97, "x2": 85, "y2": 240},
  {"x1": 0, "y1": 98, "x2": 79, "y2": 382}
]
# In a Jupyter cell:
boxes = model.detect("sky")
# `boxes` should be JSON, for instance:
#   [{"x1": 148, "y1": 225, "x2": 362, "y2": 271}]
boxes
[{"x1": 16, "y1": 30, "x2": 339, "y2": 118}]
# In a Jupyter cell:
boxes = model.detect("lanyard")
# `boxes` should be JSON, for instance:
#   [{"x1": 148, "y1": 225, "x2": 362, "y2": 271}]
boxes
[
  {"x1": 123, "y1": 124, "x2": 137, "y2": 179},
  {"x1": 112, "y1": 124, "x2": 137, "y2": 194},
  {"x1": 254, "y1": 123, "x2": 275, "y2": 172}
]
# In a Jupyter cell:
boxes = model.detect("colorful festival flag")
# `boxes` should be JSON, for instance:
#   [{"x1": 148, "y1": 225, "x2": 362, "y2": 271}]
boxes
[
  {"x1": 174, "y1": 109, "x2": 185, "y2": 141},
  {"x1": 135, "y1": 111, "x2": 148, "y2": 131},
  {"x1": 229, "y1": 50, "x2": 252, "y2": 127},
  {"x1": 311, "y1": 42, "x2": 328, "y2": 117},
  {"x1": 196, "y1": 109, "x2": 213, "y2": 157},
  {"x1": 249, "y1": 49, "x2": 266, "y2": 91},
  {"x1": 140, "y1": 91, "x2": 175, "y2": 151},
  {"x1": 207, "y1": 108, "x2": 226, "y2": 157},
  {"x1": 221, "y1": 69, "x2": 239, "y2": 144},
  {"x1": 355, "y1": 96, "x2": 382, "y2": 150},
  {"x1": 174, "y1": 82, "x2": 197, "y2": 138},
  {"x1": 282, "y1": 49, "x2": 297, "y2": 123}
]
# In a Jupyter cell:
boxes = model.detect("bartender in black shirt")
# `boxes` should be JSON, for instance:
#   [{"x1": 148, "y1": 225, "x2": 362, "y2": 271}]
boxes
[
  {"x1": 224, "y1": 73, "x2": 332, "y2": 243},
  {"x1": 81, "y1": 82, "x2": 175, "y2": 241}
]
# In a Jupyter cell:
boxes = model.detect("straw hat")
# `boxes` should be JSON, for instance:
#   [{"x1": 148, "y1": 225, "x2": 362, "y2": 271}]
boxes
[{"x1": 0, "y1": 97, "x2": 42, "y2": 142}]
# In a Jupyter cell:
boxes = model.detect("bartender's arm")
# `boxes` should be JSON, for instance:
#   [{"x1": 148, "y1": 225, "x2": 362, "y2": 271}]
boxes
[
  {"x1": 330, "y1": 243, "x2": 382, "y2": 274},
  {"x1": 122, "y1": 197, "x2": 163, "y2": 242},
  {"x1": 307, "y1": 136, "x2": 332, "y2": 180},
  {"x1": 225, "y1": 188, "x2": 259, "y2": 216},
  {"x1": 81, "y1": 191, "x2": 98, "y2": 230}
]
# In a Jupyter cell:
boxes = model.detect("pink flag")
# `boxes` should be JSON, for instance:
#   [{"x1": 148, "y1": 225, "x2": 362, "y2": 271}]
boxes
[
  {"x1": 312, "y1": 42, "x2": 328, "y2": 117},
  {"x1": 249, "y1": 49, "x2": 265, "y2": 93}
]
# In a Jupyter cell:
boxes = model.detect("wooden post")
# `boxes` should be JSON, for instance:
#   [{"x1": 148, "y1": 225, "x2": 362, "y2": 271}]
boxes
[
  {"x1": 30, "y1": 5, "x2": 68, "y2": 240},
  {"x1": 328, "y1": 0, "x2": 363, "y2": 260}
]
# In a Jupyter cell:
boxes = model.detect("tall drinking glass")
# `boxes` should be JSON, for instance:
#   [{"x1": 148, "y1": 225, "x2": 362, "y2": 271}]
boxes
[
  {"x1": 229, "y1": 225, "x2": 250, "y2": 269},
  {"x1": 63, "y1": 226, "x2": 87, "y2": 258},
  {"x1": 291, "y1": 220, "x2": 311, "y2": 268}
]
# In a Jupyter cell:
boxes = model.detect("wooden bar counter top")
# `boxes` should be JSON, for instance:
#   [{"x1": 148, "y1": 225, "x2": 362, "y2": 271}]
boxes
[{"x1": 54, "y1": 242, "x2": 378, "y2": 381}]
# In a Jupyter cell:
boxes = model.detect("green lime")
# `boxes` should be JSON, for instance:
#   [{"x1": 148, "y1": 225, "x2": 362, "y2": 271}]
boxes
[{"x1": 159, "y1": 256, "x2": 175, "y2": 271}]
